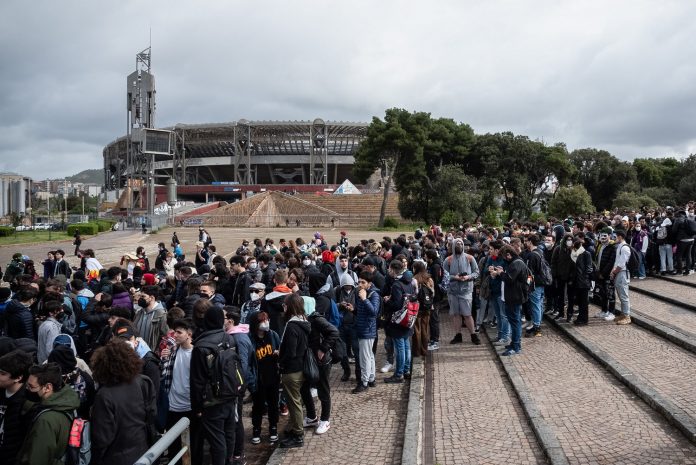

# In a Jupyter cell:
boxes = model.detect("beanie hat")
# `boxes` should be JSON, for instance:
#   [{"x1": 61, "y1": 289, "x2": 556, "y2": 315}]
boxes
[
  {"x1": 47, "y1": 345, "x2": 77, "y2": 375},
  {"x1": 203, "y1": 306, "x2": 225, "y2": 330},
  {"x1": 308, "y1": 272, "x2": 327, "y2": 296}
]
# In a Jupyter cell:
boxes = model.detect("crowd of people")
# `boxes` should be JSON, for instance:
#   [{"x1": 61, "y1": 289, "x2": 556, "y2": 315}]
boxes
[{"x1": 0, "y1": 205, "x2": 695, "y2": 465}]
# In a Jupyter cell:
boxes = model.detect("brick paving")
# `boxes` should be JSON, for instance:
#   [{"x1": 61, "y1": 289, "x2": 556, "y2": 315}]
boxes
[
  {"x1": 430, "y1": 323, "x2": 545, "y2": 465},
  {"x1": 276, "y1": 343, "x2": 409, "y2": 465},
  {"x1": 630, "y1": 276, "x2": 696, "y2": 306},
  {"x1": 566, "y1": 313, "x2": 696, "y2": 421},
  {"x1": 504, "y1": 324, "x2": 696, "y2": 464},
  {"x1": 626, "y1": 293, "x2": 696, "y2": 336}
]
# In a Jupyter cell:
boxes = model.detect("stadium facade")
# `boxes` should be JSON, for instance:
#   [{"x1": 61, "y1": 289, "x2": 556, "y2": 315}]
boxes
[{"x1": 103, "y1": 119, "x2": 368, "y2": 189}]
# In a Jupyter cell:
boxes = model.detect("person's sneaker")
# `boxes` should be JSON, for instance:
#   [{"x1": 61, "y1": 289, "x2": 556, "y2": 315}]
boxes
[
  {"x1": 573, "y1": 320, "x2": 588, "y2": 326},
  {"x1": 380, "y1": 363, "x2": 394, "y2": 373},
  {"x1": 315, "y1": 420, "x2": 331, "y2": 435},
  {"x1": 616, "y1": 314, "x2": 632, "y2": 325},
  {"x1": 524, "y1": 328, "x2": 534, "y2": 338},
  {"x1": 303, "y1": 416, "x2": 319, "y2": 428},
  {"x1": 348, "y1": 357, "x2": 356, "y2": 364},
  {"x1": 251, "y1": 429, "x2": 261, "y2": 445},
  {"x1": 603, "y1": 312, "x2": 615, "y2": 322},
  {"x1": 384, "y1": 375, "x2": 404, "y2": 384},
  {"x1": 501, "y1": 348, "x2": 520, "y2": 356},
  {"x1": 310, "y1": 388, "x2": 318, "y2": 398},
  {"x1": 474, "y1": 325, "x2": 481, "y2": 333},
  {"x1": 521, "y1": 316, "x2": 526, "y2": 323},
  {"x1": 550, "y1": 311, "x2": 559, "y2": 318},
  {"x1": 367, "y1": 380, "x2": 376, "y2": 387},
  {"x1": 279, "y1": 404, "x2": 289, "y2": 416},
  {"x1": 352, "y1": 384, "x2": 368, "y2": 394},
  {"x1": 488, "y1": 321, "x2": 497, "y2": 328},
  {"x1": 232, "y1": 455, "x2": 247, "y2": 465},
  {"x1": 340, "y1": 371, "x2": 351, "y2": 382},
  {"x1": 638, "y1": 276, "x2": 646, "y2": 280},
  {"x1": 554, "y1": 313, "x2": 565, "y2": 321},
  {"x1": 471, "y1": 333, "x2": 481, "y2": 345},
  {"x1": 533, "y1": 327, "x2": 542, "y2": 337},
  {"x1": 670, "y1": 270, "x2": 678, "y2": 275},
  {"x1": 493, "y1": 338, "x2": 510, "y2": 347},
  {"x1": 449, "y1": 332, "x2": 463, "y2": 344},
  {"x1": 525, "y1": 322, "x2": 534, "y2": 331},
  {"x1": 269, "y1": 426, "x2": 278, "y2": 443},
  {"x1": 427, "y1": 342, "x2": 440, "y2": 351},
  {"x1": 595, "y1": 311, "x2": 607, "y2": 319},
  {"x1": 660, "y1": 271, "x2": 667, "y2": 276},
  {"x1": 279, "y1": 434, "x2": 304, "y2": 449},
  {"x1": 403, "y1": 372, "x2": 411, "y2": 380}
]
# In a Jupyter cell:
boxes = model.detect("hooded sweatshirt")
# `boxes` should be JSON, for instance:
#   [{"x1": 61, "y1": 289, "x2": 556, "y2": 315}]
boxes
[
  {"x1": 17, "y1": 385, "x2": 80, "y2": 465},
  {"x1": 336, "y1": 273, "x2": 357, "y2": 325},
  {"x1": 226, "y1": 324, "x2": 255, "y2": 392}
]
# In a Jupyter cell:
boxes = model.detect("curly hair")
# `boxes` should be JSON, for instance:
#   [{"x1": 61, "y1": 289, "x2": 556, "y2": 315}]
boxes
[{"x1": 90, "y1": 339, "x2": 143, "y2": 386}]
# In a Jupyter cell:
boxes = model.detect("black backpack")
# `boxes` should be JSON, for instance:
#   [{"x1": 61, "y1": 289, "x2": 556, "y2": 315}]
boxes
[
  {"x1": 532, "y1": 249, "x2": 553, "y2": 286},
  {"x1": 417, "y1": 285, "x2": 434, "y2": 313},
  {"x1": 197, "y1": 334, "x2": 245, "y2": 402},
  {"x1": 622, "y1": 244, "x2": 641, "y2": 275}
]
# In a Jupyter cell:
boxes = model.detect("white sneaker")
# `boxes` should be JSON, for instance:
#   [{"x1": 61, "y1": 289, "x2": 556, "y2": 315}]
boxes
[
  {"x1": 594, "y1": 310, "x2": 605, "y2": 318},
  {"x1": 310, "y1": 388, "x2": 318, "y2": 398},
  {"x1": 315, "y1": 420, "x2": 331, "y2": 434},
  {"x1": 604, "y1": 313, "x2": 615, "y2": 321},
  {"x1": 380, "y1": 363, "x2": 394, "y2": 373},
  {"x1": 525, "y1": 323, "x2": 534, "y2": 331},
  {"x1": 303, "y1": 416, "x2": 319, "y2": 428},
  {"x1": 427, "y1": 342, "x2": 440, "y2": 351}
]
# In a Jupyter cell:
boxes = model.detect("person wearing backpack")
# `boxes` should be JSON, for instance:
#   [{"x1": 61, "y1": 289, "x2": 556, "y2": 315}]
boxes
[
  {"x1": 523, "y1": 236, "x2": 545, "y2": 337},
  {"x1": 278, "y1": 293, "x2": 311, "y2": 449},
  {"x1": 17, "y1": 362, "x2": 80, "y2": 465},
  {"x1": 495, "y1": 245, "x2": 528, "y2": 356},
  {"x1": 411, "y1": 261, "x2": 434, "y2": 357},
  {"x1": 611, "y1": 230, "x2": 633, "y2": 325},
  {"x1": 673, "y1": 210, "x2": 695, "y2": 275},
  {"x1": 37, "y1": 300, "x2": 65, "y2": 364},
  {"x1": 190, "y1": 306, "x2": 241, "y2": 463},
  {"x1": 569, "y1": 238, "x2": 594, "y2": 326},
  {"x1": 0, "y1": 349, "x2": 34, "y2": 465},
  {"x1": 593, "y1": 229, "x2": 618, "y2": 321},
  {"x1": 443, "y1": 238, "x2": 481, "y2": 346},
  {"x1": 656, "y1": 216, "x2": 675, "y2": 275},
  {"x1": 300, "y1": 291, "x2": 340, "y2": 436},
  {"x1": 383, "y1": 260, "x2": 415, "y2": 384}
]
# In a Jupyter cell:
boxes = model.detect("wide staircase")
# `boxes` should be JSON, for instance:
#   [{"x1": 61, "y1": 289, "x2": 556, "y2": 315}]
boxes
[{"x1": 296, "y1": 192, "x2": 403, "y2": 226}]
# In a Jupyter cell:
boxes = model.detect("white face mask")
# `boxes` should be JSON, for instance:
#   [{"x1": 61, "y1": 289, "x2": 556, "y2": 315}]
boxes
[
  {"x1": 302, "y1": 259, "x2": 311, "y2": 266},
  {"x1": 635, "y1": 226, "x2": 641, "y2": 232},
  {"x1": 259, "y1": 322, "x2": 270, "y2": 332},
  {"x1": 250, "y1": 293, "x2": 260, "y2": 302},
  {"x1": 248, "y1": 263, "x2": 258, "y2": 270},
  {"x1": 565, "y1": 240, "x2": 573, "y2": 247}
]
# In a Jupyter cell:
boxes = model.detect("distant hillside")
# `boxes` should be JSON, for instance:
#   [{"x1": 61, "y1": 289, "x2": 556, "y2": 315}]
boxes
[{"x1": 66, "y1": 169, "x2": 103, "y2": 185}]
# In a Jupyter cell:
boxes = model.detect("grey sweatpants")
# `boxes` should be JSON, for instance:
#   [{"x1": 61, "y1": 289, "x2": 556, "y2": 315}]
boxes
[{"x1": 359, "y1": 338, "x2": 376, "y2": 386}]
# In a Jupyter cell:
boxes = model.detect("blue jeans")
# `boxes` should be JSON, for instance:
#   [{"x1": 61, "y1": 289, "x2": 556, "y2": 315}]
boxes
[
  {"x1": 393, "y1": 336, "x2": 411, "y2": 377},
  {"x1": 659, "y1": 244, "x2": 674, "y2": 272},
  {"x1": 528, "y1": 286, "x2": 544, "y2": 327},
  {"x1": 504, "y1": 303, "x2": 522, "y2": 352},
  {"x1": 638, "y1": 251, "x2": 646, "y2": 277},
  {"x1": 490, "y1": 295, "x2": 509, "y2": 340}
]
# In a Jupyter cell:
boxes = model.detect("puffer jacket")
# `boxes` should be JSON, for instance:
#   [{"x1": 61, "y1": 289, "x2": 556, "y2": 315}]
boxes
[
  {"x1": 354, "y1": 285, "x2": 381, "y2": 339},
  {"x1": 4, "y1": 300, "x2": 35, "y2": 340}
]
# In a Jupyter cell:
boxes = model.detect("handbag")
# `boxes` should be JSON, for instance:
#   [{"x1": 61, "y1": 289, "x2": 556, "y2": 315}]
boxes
[{"x1": 303, "y1": 347, "x2": 320, "y2": 384}]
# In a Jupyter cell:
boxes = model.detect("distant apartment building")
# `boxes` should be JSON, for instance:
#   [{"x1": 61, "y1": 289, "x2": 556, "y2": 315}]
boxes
[{"x1": 0, "y1": 173, "x2": 32, "y2": 216}]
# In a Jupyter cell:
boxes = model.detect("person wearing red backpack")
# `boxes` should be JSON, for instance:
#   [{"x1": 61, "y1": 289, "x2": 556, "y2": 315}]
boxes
[{"x1": 382, "y1": 260, "x2": 414, "y2": 384}]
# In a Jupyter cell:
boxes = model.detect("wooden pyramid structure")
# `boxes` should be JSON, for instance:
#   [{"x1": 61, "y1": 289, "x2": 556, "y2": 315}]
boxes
[{"x1": 202, "y1": 191, "x2": 342, "y2": 227}]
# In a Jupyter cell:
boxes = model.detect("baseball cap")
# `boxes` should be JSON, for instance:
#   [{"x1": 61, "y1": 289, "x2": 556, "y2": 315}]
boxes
[{"x1": 249, "y1": 282, "x2": 265, "y2": 291}]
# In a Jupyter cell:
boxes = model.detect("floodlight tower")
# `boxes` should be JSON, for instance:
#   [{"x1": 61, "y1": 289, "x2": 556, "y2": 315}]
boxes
[{"x1": 126, "y1": 46, "x2": 156, "y2": 217}]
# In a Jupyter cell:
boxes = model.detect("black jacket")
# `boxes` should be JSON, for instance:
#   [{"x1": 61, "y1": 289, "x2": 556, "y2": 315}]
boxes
[
  {"x1": 190, "y1": 329, "x2": 238, "y2": 413},
  {"x1": 595, "y1": 243, "x2": 616, "y2": 280},
  {"x1": 501, "y1": 257, "x2": 528, "y2": 305},
  {"x1": 91, "y1": 375, "x2": 155, "y2": 465},
  {"x1": 574, "y1": 251, "x2": 594, "y2": 290},
  {"x1": 54, "y1": 260, "x2": 72, "y2": 278},
  {"x1": 278, "y1": 319, "x2": 311, "y2": 374},
  {"x1": 4, "y1": 300, "x2": 35, "y2": 340},
  {"x1": 0, "y1": 385, "x2": 31, "y2": 465},
  {"x1": 307, "y1": 313, "x2": 340, "y2": 365},
  {"x1": 385, "y1": 275, "x2": 415, "y2": 339},
  {"x1": 551, "y1": 237, "x2": 575, "y2": 281}
]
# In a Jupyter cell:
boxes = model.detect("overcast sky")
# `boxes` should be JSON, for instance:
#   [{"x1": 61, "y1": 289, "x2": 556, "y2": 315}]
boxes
[{"x1": 2, "y1": 0, "x2": 696, "y2": 181}]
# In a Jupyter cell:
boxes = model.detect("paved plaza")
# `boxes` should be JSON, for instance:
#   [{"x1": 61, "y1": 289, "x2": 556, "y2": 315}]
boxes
[{"x1": 4, "y1": 229, "x2": 696, "y2": 464}]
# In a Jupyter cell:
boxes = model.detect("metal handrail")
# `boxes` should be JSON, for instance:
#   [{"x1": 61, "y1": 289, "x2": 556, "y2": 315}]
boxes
[{"x1": 134, "y1": 417, "x2": 191, "y2": 465}]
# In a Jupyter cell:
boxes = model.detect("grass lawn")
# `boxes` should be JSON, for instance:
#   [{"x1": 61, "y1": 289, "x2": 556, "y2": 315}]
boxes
[{"x1": 0, "y1": 231, "x2": 75, "y2": 246}]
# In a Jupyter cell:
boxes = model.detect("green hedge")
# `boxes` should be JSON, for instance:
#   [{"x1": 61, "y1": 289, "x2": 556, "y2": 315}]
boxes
[
  {"x1": 0, "y1": 226, "x2": 14, "y2": 237},
  {"x1": 94, "y1": 220, "x2": 115, "y2": 232},
  {"x1": 382, "y1": 216, "x2": 400, "y2": 229},
  {"x1": 67, "y1": 223, "x2": 99, "y2": 236}
]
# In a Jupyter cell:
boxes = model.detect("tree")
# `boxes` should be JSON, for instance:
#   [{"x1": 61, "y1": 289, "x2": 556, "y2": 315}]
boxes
[
  {"x1": 353, "y1": 108, "x2": 430, "y2": 226},
  {"x1": 613, "y1": 191, "x2": 658, "y2": 211},
  {"x1": 547, "y1": 185, "x2": 595, "y2": 218},
  {"x1": 570, "y1": 148, "x2": 639, "y2": 210}
]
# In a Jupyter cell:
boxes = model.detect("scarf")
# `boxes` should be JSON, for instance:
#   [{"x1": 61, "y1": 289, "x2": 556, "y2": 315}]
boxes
[
  {"x1": 570, "y1": 245, "x2": 585, "y2": 263},
  {"x1": 273, "y1": 285, "x2": 292, "y2": 294}
]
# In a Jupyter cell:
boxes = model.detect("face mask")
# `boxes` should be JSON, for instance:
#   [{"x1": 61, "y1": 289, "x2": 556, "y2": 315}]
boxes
[
  {"x1": 248, "y1": 263, "x2": 258, "y2": 270},
  {"x1": 635, "y1": 227, "x2": 641, "y2": 232},
  {"x1": 343, "y1": 287, "x2": 353, "y2": 295},
  {"x1": 25, "y1": 389, "x2": 41, "y2": 403},
  {"x1": 302, "y1": 259, "x2": 311, "y2": 266},
  {"x1": 544, "y1": 241, "x2": 553, "y2": 248},
  {"x1": 137, "y1": 297, "x2": 148, "y2": 308},
  {"x1": 454, "y1": 247, "x2": 463, "y2": 255},
  {"x1": 565, "y1": 240, "x2": 572, "y2": 247},
  {"x1": 250, "y1": 293, "x2": 260, "y2": 302},
  {"x1": 259, "y1": 322, "x2": 270, "y2": 332}
]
